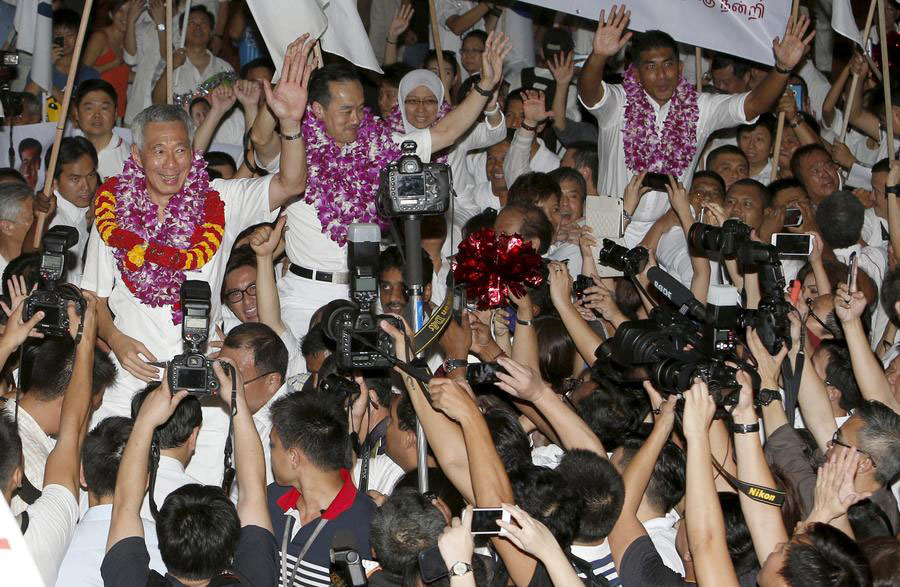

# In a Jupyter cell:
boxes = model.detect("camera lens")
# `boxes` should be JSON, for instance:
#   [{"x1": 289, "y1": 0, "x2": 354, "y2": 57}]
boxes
[{"x1": 688, "y1": 223, "x2": 721, "y2": 254}]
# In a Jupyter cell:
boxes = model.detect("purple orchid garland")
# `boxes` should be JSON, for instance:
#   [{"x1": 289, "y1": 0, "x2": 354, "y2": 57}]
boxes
[
  {"x1": 110, "y1": 152, "x2": 212, "y2": 322},
  {"x1": 622, "y1": 65, "x2": 700, "y2": 177}
]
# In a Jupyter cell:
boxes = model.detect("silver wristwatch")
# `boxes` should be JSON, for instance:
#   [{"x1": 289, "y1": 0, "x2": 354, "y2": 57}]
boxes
[{"x1": 449, "y1": 561, "x2": 473, "y2": 576}]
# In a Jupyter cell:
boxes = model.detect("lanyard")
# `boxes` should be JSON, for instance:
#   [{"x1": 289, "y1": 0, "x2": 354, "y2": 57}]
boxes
[{"x1": 280, "y1": 516, "x2": 328, "y2": 587}]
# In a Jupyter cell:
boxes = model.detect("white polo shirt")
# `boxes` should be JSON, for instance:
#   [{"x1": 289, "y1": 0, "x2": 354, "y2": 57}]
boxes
[{"x1": 55, "y1": 503, "x2": 166, "y2": 587}]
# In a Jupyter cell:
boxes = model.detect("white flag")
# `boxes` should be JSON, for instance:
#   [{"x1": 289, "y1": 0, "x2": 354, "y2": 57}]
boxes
[
  {"x1": 832, "y1": 0, "x2": 863, "y2": 45},
  {"x1": 15, "y1": 0, "x2": 53, "y2": 92},
  {"x1": 246, "y1": 0, "x2": 381, "y2": 79}
]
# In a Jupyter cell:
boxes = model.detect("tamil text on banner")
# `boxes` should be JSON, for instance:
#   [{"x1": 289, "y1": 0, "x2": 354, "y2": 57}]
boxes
[
  {"x1": 246, "y1": 0, "x2": 381, "y2": 77},
  {"x1": 519, "y1": 0, "x2": 791, "y2": 66}
]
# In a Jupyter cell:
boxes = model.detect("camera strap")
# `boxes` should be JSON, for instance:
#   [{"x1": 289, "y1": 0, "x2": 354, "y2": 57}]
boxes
[
  {"x1": 13, "y1": 345, "x2": 42, "y2": 506},
  {"x1": 412, "y1": 288, "x2": 454, "y2": 353},
  {"x1": 710, "y1": 457, "x2": 786, "y2": 507},
  {"x1": 781, "y1": 350, "x2": 804, "y2": 424},
  {"x1": 222, "y1": 383, "x2": 237, "y2": 496},
  {"x1": 148, "y1": 440, "x2": 161, "y2": 520}
]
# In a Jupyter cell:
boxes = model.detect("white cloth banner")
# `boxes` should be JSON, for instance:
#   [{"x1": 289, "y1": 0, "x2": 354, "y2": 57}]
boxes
[
  {"x1": 15, "y1": 0, "x2": 53, "y2": 92},
  {"x1": 832, "y1": 0, "x2": 863, "y2": 45},
  {"x1": 246, "y1": 0, "x2": 381, "y2": 78},
  {"x1": 518, "y1": 0, "x2": 791, "y2": 66}
]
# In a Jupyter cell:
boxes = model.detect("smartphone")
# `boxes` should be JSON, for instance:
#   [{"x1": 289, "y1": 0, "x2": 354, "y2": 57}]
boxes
[
  {"x1": 698, "y1": 207, "x2": 707, "y2": 224},
  {"x1": 771, "y1": 233, "x2": 813, "y2": 257},
  {"x1": 784, "y1": 207, "x2": 803, "y2": 228},
  {"x1": 847, "y1": 251, "x2": 857, "y2": 289},
  {"x1": 451, "y1": 285, "x2": 467, "y2": 325},
  {"x1": 788, "y1": 82, "x2": 804, "y2": 112},
  {"x1": 53, "y1": 35, "x2": 64, "y2": 48},
  {"x1": 641, "y1": 172, "x2": 669, "y2": 192},
  {"x1": 471, "y1": 507, "x2": 511, "y2": 535},
  {"x1": 466, "y1": 362, "x2": 508, "y2": 386},
  {"x1": 418, "y1": 545, "x2": 450, "y2": 583}
]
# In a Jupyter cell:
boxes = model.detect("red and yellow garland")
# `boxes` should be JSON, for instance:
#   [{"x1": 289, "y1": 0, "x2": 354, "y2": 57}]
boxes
[{"x1": 94, "y1": 178, "x2": 225, "y2": 273}]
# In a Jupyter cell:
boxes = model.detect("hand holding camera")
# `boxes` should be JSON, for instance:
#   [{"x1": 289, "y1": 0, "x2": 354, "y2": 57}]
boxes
[
  {"x1": 428, "y1": 378, "x2": 478, "y2": 423},
  {"x1": 438, "y1": 506, "x2": 474, "y2": 569},
  {"x1": 494, "y1": 356, "x2": 549, "y2": 403},
  {"x1": 136, "y1": 371, "x2": 189, "y2": 429}
]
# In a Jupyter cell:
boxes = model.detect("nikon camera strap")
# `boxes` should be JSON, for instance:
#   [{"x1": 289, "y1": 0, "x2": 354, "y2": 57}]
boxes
[
  {"x1": 711, "y1": 457, "x2": 786, "y2": 507},
  {"x1": 412, "y1": 288, "x2": 453, "y2": 354}
]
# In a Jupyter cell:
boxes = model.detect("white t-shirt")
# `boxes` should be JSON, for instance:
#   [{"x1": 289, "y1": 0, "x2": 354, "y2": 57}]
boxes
[
  {"x1": 96, "y1": 135, "x2": 130, "y2": 180},
  {"x1": 22, "y1": 484, "x2": 80, "y2": 587},
  {"x1": 5, "y1": 402, "x2": 55, "y2": 516},
  {"x1": 284, "y1": 129, "x2": 432, "y2": 273},
  {"x1": 581, "y1": 83, "x2": 754, "y2": 244},
  {"x1": 81, "y1": 174, "x2": 276, "y2": 362},
  {"x1": 140, "y1": 455, "x2": 202, "y2": 520},
  {"x1": 55, "y1": 503, "x2": 166, "y2": 587}
]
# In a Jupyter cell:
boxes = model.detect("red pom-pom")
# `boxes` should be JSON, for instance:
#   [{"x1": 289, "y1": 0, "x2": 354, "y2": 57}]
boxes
[{"x1": 452, "y1": 227, "x2": 544, "y2": 310}]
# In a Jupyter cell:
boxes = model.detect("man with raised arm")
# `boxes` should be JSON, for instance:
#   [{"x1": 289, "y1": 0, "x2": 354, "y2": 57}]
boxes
[
  {"x1": 577, "y1": 5, "x2": 814, "y2": 246},
  {"x1": 82, "y1": 36, "x2": 315, "y2": 421}
]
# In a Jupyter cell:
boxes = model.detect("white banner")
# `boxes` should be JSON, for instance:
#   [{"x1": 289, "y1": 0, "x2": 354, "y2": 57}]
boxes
[
  {"x1": 832, "y1": 0, "x2": 863, "y2": 45},
  {"x1": 520, "y1": 0, "x2": 792, "y2": 66}
]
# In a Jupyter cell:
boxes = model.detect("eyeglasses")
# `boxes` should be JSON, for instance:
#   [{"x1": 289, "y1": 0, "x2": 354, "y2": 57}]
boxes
[
  {"x1": 460, "y1": 47, "x2": 485, "y2": 54},
  {"x1": 243, "y1": 370, "x2": 278, "y2": 385},
  {"x1": 804, "y1": 298, "x2": 839, "y2": 339},
  {"x1": 829, "y1": 429, "x2": 875, "y2": 465},
  {"x1": 404, "y1": 97, "x2": 439, "y2": 108},
  {"x1": 224, "y1": 283, "x2": 257, "y2": 303}
]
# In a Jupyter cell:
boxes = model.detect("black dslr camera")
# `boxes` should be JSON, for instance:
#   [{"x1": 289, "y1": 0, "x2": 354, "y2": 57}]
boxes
[
  {"x1": 378, "y1": 141, "x2": 452, "y2": 216},
  {"x1": 597, "y1": 239, "x2": 649, "y2": 276},
  {"x1": 23, "y1": 226, "x2": 85, "y2": 337},
  {"x1": 168, "y1": 281, "x2": 222, "y2": 395},
  {"x1": 326, "y1": 224, "x2": 402, "y2": 370}
]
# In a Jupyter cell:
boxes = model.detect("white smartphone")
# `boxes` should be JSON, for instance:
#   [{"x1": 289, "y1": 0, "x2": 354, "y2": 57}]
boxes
[
  {"x1": 584, "y1": 196, "x2": 625, "y2": 278},
  {"x1": 783, "y1": 207, "x2": 803, "y2": 228},
  {"x1": 471, "y1": 507, "x2": 511, "y2": 535},
  {"x1": 771, "y1": 233, "x2": 813, "y2": 257}
]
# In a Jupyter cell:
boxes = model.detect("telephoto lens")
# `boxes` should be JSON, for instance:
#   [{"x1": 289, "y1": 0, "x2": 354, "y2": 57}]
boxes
[{"x1": 597, "y1": 239, "x2": 648, "y2": 275}]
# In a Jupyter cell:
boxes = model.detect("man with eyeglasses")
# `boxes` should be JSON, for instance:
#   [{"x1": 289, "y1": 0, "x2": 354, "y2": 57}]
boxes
[{"x1": 187, "y1": 322, "x2": 290, "y2": 493}]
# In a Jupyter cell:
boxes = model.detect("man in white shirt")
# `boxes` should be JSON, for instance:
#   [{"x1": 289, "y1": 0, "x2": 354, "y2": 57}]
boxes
[
  {"x1": 577, "y1": 8, "x2": 813, "y2": 246},
  {"x1": 257, "y1": 34, "x2": 510, "y2": 339},
  {"x1": 816, "y1": 191, "x2": 888, "y2": 291},
  {"x1": 0, "y1": 183, "x2": 34, "y2": 278},
  {"x1": 503, "y1": 90, "x2": 562, "y2": 186},
  {"x1": 130, "y1": 386, "x2": 203, "y2": 519},
  {"x1": 188, "y1": 323, "x2": 288, "y2": 489},
  {"x1": 1, "y1": 295, "x2": 101, "y2": 586},
  {"x1": 72, "y1": 80, "x2": 130, "y2": 179},
  {"x1": 55, "y1": 417, "x2": 166, "y2": 587},
  {"x1": 82, "y1": 40, "x2": 311, "y2": 422},
  {"x1": 152, "y1": 7, "x2": 243, "y2": 146},
  {"x1": 6, "y1": 338, "x2": 116, "y2": 516},
  {"x1": 43, "y1": 137, "x2": 100, "y2": 286}
]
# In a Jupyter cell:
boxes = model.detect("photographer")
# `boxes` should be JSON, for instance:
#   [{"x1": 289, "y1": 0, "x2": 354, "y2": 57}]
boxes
[{"x1": 103, "y1": 360, "x2": 277, "y2": 585}]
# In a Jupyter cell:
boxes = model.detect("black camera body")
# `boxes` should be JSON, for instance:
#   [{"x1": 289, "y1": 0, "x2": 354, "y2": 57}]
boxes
[
  {"x1": 573, "y1": 275, "x2": 593, "y2": 299},
  {"x1": 598, "y1": 239, "x2": 648, "y2": 275},
  {"x1": 23, "y1": 226, "x2": 84, "y2": 337},
  {"x1": 329, "y1": 307, "x2": 402, "y2": 370},
  {"x1": 689, "y1": 219, "x2": 752, "y2": 257},
  {"x1": 378, "y1": 141, "x2": 452, "y2": 217},
  {"x1": 168, "y1": 281, "x2": 223, "y2": 396},
  {"x1": 466, "y1": 362, "x2": 508, "y2": 385}
]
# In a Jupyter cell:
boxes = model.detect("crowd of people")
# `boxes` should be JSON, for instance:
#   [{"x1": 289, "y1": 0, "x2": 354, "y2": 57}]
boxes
[{"x1": 0, "y1": 0, "x2": 899, "y2": 586}]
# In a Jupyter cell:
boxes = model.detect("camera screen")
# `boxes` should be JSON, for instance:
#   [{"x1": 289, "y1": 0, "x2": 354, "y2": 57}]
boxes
[
  {"x1": 176, "y1": 368, "x2": 207, "y2": 390},
  {"x1": 350, "y1": 330, "x2": 379, "y2": 353},
  {"x1": 774, "y1": 234, "x2": 811, "y2": 255},
  {"x1": 40, "y1": 254, "x2": 64, "y2": 274},
  {"x1": 397, "y1": 174, "x2": 425, "y2": 198},
  {"x1": 471, "y1": 509, "x2": 504, "y2": 534},
  {"x1": 184, "y1": 316, "x2": 208, "y2": 330},
  {"x1": 37, "y1": 304, "x2": 61, "y2": 326}
]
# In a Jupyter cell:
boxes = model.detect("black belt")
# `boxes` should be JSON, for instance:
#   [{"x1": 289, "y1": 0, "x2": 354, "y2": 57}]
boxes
[{"x1": 289, "y1": 263, "x2": 349, "y2": 284}]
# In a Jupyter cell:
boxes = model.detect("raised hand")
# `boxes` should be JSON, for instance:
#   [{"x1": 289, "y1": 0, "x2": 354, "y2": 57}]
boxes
[
  {"x1": 497, "y1": 503, "x2": 566, "y2": 557},
  {"x1": 110, "y1": 330, "x2": 160, "y2": 382},
  {"x1": 479, "y1": 31, "x2": 513, "y2": 90},
  {"x1": 591, "y1": 5, "x2": 633, "y2": 58},
  {"x1": 776, "y1": 88, "x2": 799, "y2": 118},
  {"x1": 388, "y1": 3, "x2": 414, "y2": 43},
  {"x1": 624, "y1": 172, "x2": 650, "y2": 215},
  {"x1": 829, "y1": 141, "x2": 856, "y2": 171},
  {"x1": 521, "y1": 89, "x2": 552, "y2": 126},
  {"x1": 249, "y1": 215, "x2": 286, "y2": 258},
  {"x1": 136, "y1": 371, "x2": 189, "y2": 427},
  {"x1": 148, "y1": 0, "x2": 165, "y2": 24},
  {"x1": 234, "y1": 79, "x2": 262, "y2": 108},
  {"x1": 0, "y1": 299, "x2": 44, "y2": 348},
  {"x1": 547, "y1": 50, "x2": 575, "y2": 86},
  {"x1": 811, "y1": 446, "x2": 872, "y2": 522},
  {"x1": 547, "y1": 260, "x2": 573, "y2": 306},
  {"x1": 746, "y1": 327, "x2": 788, "y2": 388},
  {"x1": 438, "y1": 506, "x2": 474, "y2": 568},
  {"x1": 212, "y1": 357, "x2": 244, "y2": 408},
  {"x1": 773, "y1": 14, "x2": 815, "y2": 72},
  {"x1": 208, "y1": 84, "x2": 236, "y2": 113},
  {"x1": 834, "y1": 281, "x2": 866, "y2": 323},
  {"x1": 428, "y1": 377, "x2": 478, "y2": 422},
  {"x1": 127, "y1": 0, "x2": 143, "y2": 24},
  {"x1": 264, "y1": 34, "x2": 318, "y2": 126},
  {"x1": 495, "y1": 356, "x2": 550, "y2": 402},
  {"x1": 3, "y1": 276, "x2": 34, "y2": 317},
  {"x1": 682, "y1": 379, "x2": 716, "y2": 441},
  {"x1": 665, "y1": 175, "x2": 691, "y2": 215}
]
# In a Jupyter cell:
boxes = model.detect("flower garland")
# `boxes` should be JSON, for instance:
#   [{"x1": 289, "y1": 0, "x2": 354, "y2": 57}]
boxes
[
  {"x1": 302, "y1": 106, "x2": 401, "y2": 245},
  {"x1": 383, "y1": 101, "x2": 452, "y2": 164},
  {"x1": 622, "y1": 65, "x2": 700, "y2": 177},
  {"x1": 94, "y1": 153, "x2": 225, "y2": 324}
]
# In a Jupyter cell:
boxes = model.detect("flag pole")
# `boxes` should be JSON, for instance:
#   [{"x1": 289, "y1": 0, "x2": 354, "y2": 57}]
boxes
[
  {"x1": 179, "y1": 0, "x2": 193, "y2": 48},
  {"x1": 32, "y1": 0, "x2": 95, "y2": 249},
  {"x1": 428, "y1": 0, "x2": 449, "y2": 99},
  {"x1": 878, "y1": 0, "x2": 894, "y2": 159},
  {"x1": 695, "y1": 47, "x2": 702, "y2": 91},
  {"x1": 770, "y1": 0, "x2": 801, "y2": 183},
  {"x1": 839, "y1": 0, "x2": 878, "y2": 142},
  {"x1": 166, "y1": 0, "x2": 174, "y2": 104}
]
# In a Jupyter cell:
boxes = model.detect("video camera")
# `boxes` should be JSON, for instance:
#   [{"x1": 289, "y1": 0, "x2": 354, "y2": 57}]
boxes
[
  {"x1": 326, "y1": 224, "x2": 402, "y2": 370},
  {"x1": 167, "y1": 280, "x2": 225, "y2": 395},
  {"x1": 378, "y1": 141, "x2": 452, "y2": 217},
  {"x1": 23, "y1": 226, "x2": 85, "y2": 337}
]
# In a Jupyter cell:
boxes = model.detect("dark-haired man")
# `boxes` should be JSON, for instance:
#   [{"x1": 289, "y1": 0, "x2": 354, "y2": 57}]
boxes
[
  {"x1": 73, "y1": 79, "x2": 130, "y2": 178},
  {"x1": 706, "y1": 145, "x2": 750, "y2": 190},
  {"x1": 709, "y1": 54, "x2": 753, "y2": 94},
  {"x1": 56, "y1": 417, "x2": 166, "y2": 585},
  {"x1": 130, "y1": 385, "x2": 203, "y2": 520},
  {"x1": 791, "y1": 144, "x2": 840, "y2": 204},
  {"x1": 815, "y1": 190, "x2": 887, "y2": 291},
  {"x1": 259, "y1": 35, "x2": 509, "y2": 339},
  {"x1": 578, "y1": 7, "x2": 812, "y2": 246},
  {"x1": 43, "y1": 136, "x2": 99, "y2": 285},
  {"x1": 268, "y1": 391, "x2": 377, "y2": 585}
]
